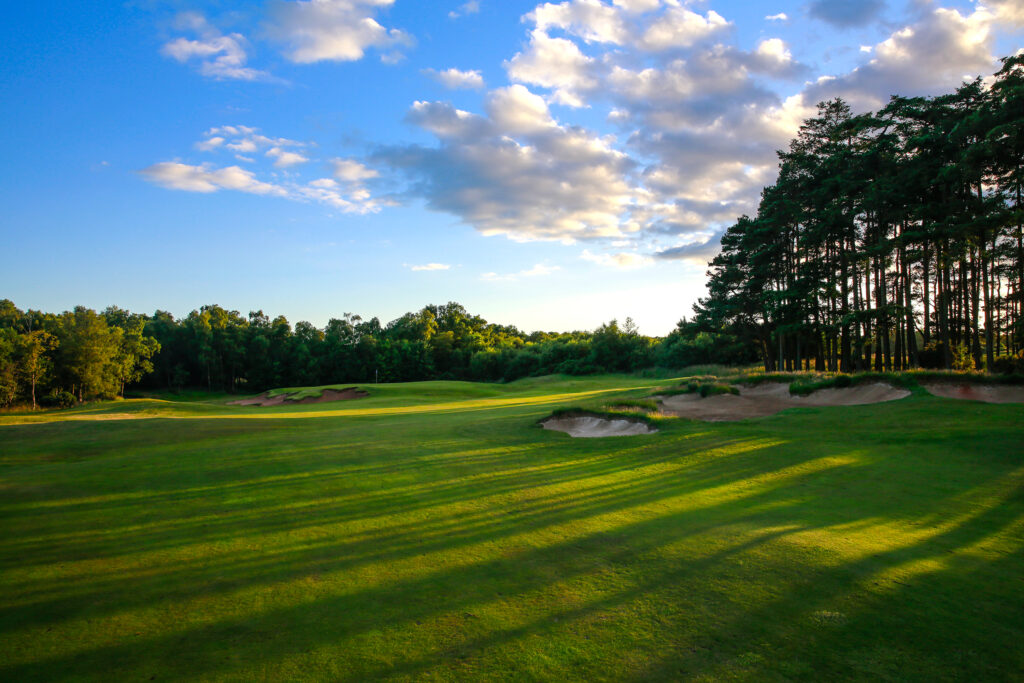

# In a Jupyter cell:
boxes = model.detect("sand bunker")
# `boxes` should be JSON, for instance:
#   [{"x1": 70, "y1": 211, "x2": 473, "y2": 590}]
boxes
[
  {"x1": 923, "y1": 383, "x2": 1024, "y2": 404},
  {"x1": 229, "y1": 388, "x2": 368, "y2": 407},
  {"x1": 658, "y1": 382, "x2": 910, "y2": 422},
  {"x1": 542, "y1": 415, "x2": 658, "y2": 438}
]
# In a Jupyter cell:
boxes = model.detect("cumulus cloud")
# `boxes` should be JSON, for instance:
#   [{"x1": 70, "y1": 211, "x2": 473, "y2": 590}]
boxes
[
  {"x1": 808, "y1": 0, "x2": 885, "y2": 28},
  {"x1": 161, "y1": 12, "x2": 275, "y2": 81},
  {"x1": 506, "y1": 29, "x2": 598, "y2": 106},
  {"x1": 332, "y1": 158, "x2": 379, "y2": 182},
  {"x1": 142, "y1": 131, "x2": 379, "y2": 214},
  {"x1": 637, "y1": 7, "x2": 730, "y2": 51},
  {"x1": 267, "y1": 147, "x2": 310, "y2": 167},
  {"x1": 530, "y1": 0, "x2": 632, "y2": 44},
  {"x1": 140, "y1": 162, "x2": 288, "y2": 195},
  {"x1": 984, "y1": 0, "x2": 1024, "y2": 26},
  {"x1": 147, "y1": 0, "x2": 1021, "y2": 268},
  {"x1": 380, "y1": 2, "x2": 818, "y2": 252},
  {"x1": 298, "y1": 177, "x2": 379, "y2": 213},
  {"x1": 425, "y1": 67, "x2": 486, "y2": 89},
  {"x1": 765, "y1": 13, "x2": 788, "y2": 22},
  {"x1": 301, "y1": 158, "x2": 382, "y2": 212},
  {"x1": 378, "y1": 84, "x2": 643, "y2": 243},
  {"x1": 410, "y1": 263, "x2": 451, "y2": 271},
  {"x1": 802, "y1": 5, "x2": 999, "y2": 111},
  {"x1": 268, "y1": 0, "x2": 413, "y2": 63},
  {"x1": 196, "y1": 126, "x2": 307, "y2": 163}
]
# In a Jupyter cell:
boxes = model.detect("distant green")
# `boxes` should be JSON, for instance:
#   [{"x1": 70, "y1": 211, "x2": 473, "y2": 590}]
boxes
[{"x1": 1, "y1": 375, "x2": 1022, "y2": 681}]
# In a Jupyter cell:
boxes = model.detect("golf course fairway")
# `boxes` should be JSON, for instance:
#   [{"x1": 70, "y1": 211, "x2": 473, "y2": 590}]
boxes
[{"x1": 1, "y1": 375, "x2": 1021, "y2": 681}]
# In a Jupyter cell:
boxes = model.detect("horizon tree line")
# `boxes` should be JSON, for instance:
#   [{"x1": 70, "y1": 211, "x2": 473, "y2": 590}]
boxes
[{"x1": 1, "y1": 299, "x2": 682, "y2": 406}]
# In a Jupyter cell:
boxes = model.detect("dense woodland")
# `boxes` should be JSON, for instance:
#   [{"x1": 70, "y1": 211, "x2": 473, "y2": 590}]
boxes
[
  {"x1": 691, "y1": 55, "x2": 1024, "y2": 373},
  {"x1": 3, "y1": 56, "x2": 1023, "y2": 408},
  {"x1": 0, "y1": 299, "x2": 685, "y2": 406}
]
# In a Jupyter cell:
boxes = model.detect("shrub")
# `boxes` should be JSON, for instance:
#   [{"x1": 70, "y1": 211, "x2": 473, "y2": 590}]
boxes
[
  {"x1": 39, "y1": 390, "x2": 77, "y2": 409},
  {"x1": 991, "y1": 354, "x2": 1024, "y2": 375},
  {"x1": 952, "y1": 344, "x2": 975, "y2": 372},
  {"x1": 918, "y1": 342, "x2": 948, "y2": 369},
  {"x1": 699, "y1": 383, "x2": 739, "y2": 398}
]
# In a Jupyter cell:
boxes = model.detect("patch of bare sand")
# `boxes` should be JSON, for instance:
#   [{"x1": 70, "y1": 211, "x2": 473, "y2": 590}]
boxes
[
  {"x1": 228, "y1": 388, "x2": 368, "y2": 407},
  {"x1": 541, "y1": 415, "x2": 657, "y2": 438},
  {"x1": 658, "y1": 382, "x2": 910, "y2": 422},
  {"x1": 924, "y1": 383, "x2": 1024, "y2": 404}
]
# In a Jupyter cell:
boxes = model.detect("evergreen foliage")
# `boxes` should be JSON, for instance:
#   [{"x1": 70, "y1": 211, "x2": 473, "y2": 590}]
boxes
[{"x1": 690, "y1": 56, "x2": 1024, "y2": 373}]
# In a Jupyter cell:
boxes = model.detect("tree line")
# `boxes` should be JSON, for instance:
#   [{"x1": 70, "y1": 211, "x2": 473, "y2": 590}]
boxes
[
  {"x1": 0, "y1": 301, "x2": 160, "y2": 408},
  {"x1": 1, "y1": 299, "x2": 720, "y2": 407},
  {"x1": 689, "y1": 55, "x2": 1024, "y2": 373}
]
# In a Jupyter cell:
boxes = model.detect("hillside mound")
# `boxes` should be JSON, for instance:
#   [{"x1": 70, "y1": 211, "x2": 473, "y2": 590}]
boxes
[
  {"x1": 229, "y1": 388, "x2": 368, "y2": 407},
  {"x1": 541, "y1": 414, "x2": 657, "y2": 438},
  {"x1": 658, "y1": 382, "x2": 909, "y2": 422},
  {"x1": 924, "y1": 383, "x2": 1024, "y2": 404}
]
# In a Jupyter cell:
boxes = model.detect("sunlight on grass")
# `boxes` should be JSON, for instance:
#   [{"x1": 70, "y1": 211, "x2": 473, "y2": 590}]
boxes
[{"x1": 1, "y1": 376, "x2": 1022, "y2": 680}]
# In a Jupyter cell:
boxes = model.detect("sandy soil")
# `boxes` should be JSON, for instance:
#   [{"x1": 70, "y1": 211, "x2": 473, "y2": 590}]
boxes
[
  {"x1": 542, "y1": 415, "x2": 658, "y2": 438},
  {"x1": 923, "y1": 383, "x2": 1024, "y2": 404},
  {"x1": 657, "y1": 382, "x2": 911, "y2": 422},
  {"x1": 228, "y1": 388, "x2": 368, "y2": 407}
]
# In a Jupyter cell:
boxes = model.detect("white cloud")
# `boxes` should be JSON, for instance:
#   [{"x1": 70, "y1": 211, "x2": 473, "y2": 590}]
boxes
[
  {"x1": 765, "y1": 13, "x2": 788, "y2": 22},
  {"x1": 268, "y1": 0, "x2": 413, "y2": 63},
  {"x1": 449, "y1": 1, "x2": 481, "y2": 19},
  {"x1": 612, "y1": 0, "x2": 661, "y2": 13},
  {"x1": 755, "y1": 38, "x2": 792, "y2": 65},
  {"x1": 161, "y1": 12, "x2": 275, "y2": 82},
  {"x1": 485, "y1": 84, "x2": 558, "y2": 134},
  {"x1": 148, "y1": 0, "x2": 1022, "y2": 271},
  {"x1": 506, "y1": 29, "x2": 598, "y2": 106},
  {"x1": 410, "y1": 263, "x2": 451, "y2": 271},
  {"x1": 984, "y1": 0, "x2": 1024, "y2": 26},
  {"x1": 267, "y1": 147, "x2": 310, "y2": 167},
  {"x1": 425, "y1": 67, "x2": 485, "y2": 89},
  {"x1": 198, "y1": 127, "x2": 307, "y2": 161},
  {"x1": 143, "y1": 130, "x2": 379, "y2": 214},
  {"x1": 332, "y1": 158, "x2": 379, "y2": 182},
  {"x1": 638, "y1": 8, "x2": 730, "y2": 51},
  {"x1": 140, "y1": 162, "x2": 288, "y2": 195},
  {"x1": 196, "y1": 136, "x2": 225, "y2": 151},
  {"x1": 803, "y1": 5, "x2": 999, "y2": 111},
  {"x1": 531, "y1": 0, "x2": 632, "y2": 44},
  {"x1": 378, "y1": 84, "x2": 642, "y2": 243},
  {"x1": 298, "y1": 179, "x2": 379, "y2": 213}
]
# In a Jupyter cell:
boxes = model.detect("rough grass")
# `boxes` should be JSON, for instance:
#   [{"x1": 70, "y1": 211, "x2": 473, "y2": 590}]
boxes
[
  {"x1": 649, "y1": 379, "x2": 740, "y2": 398},
  {"x1": 1, "y1": 374, "x2": 1022, "y2": 681}
]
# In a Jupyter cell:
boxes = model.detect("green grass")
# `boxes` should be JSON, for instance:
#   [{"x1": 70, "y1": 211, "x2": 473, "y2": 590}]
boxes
[{"x1": 1, "y1": 374, "x2": 1022, "y2": 681}]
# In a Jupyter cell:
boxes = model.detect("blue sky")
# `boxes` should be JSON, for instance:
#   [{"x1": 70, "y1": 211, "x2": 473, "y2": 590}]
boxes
[{"x1": 2, "y1": 1, "x2": 1021, "y2": 334}]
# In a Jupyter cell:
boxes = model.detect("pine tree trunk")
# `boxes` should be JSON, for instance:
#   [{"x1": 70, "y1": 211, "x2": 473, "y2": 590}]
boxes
[
  {"x1": 939, "y1": 241, "x2": 953, "y2": 369},
  {"x1": 903, "y1": 243, "x2": 918, "y2": 367},
  {"x1": 922, "y1": 240, "x2": 931, "y2": 346}
]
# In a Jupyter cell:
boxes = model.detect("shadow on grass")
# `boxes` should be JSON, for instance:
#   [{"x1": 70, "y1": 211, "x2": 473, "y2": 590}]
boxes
[{"x1": 1, "y1": 400, "x2": 1022, "y2": 681}]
